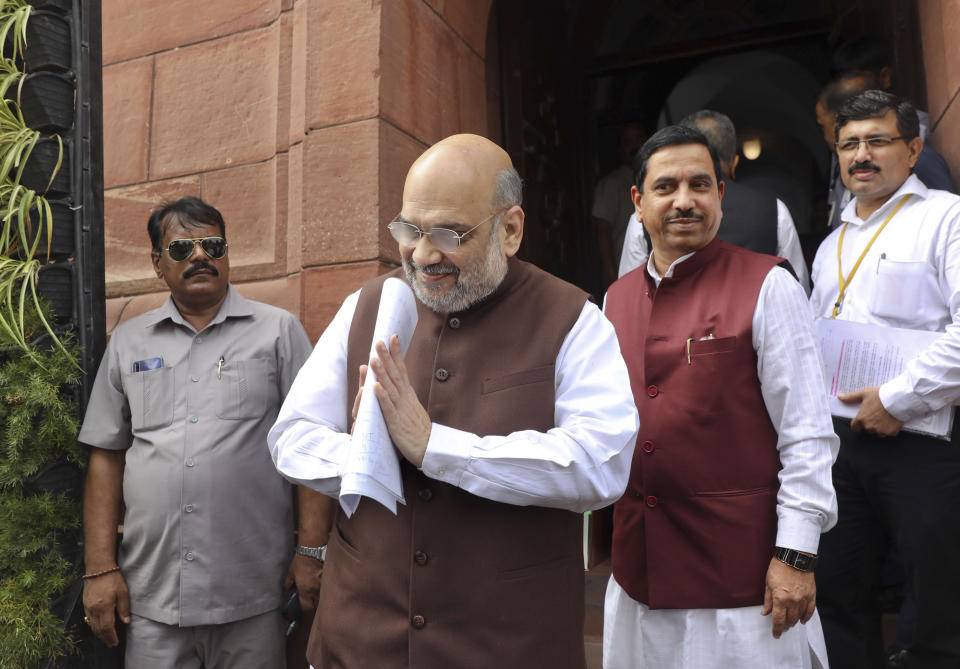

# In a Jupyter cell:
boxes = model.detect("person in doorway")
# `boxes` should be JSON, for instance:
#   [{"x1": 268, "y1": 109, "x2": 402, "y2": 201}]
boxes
[
  {"x1": 594, "y1": 122, "x2": 646, "y2": 288},
  {"x1": 811, "y1": 89, "x2": 960, "y2": 669}
]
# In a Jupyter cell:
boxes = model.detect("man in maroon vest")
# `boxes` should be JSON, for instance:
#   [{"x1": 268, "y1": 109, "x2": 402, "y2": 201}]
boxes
[
  {"x1": 268, "y1": 134, "x2": 639, "y2": 668},
  {"x1": 603, "y1": 125, "x2": 838, "y2": 668}
]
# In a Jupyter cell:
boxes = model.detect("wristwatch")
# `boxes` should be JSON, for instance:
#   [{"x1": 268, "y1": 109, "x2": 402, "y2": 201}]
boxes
[
  {"x1": 774, "y1": 546, "x2": 817, "y2": 572},
  {"x1": 295, "y1": 544, "x2": 327, "y2": 563}
]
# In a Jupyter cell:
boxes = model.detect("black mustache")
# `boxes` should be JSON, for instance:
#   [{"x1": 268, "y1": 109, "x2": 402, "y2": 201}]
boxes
[
  {"x1": 183, "y1": 262, "x2": 219, "y2": 279},
  {"x1": 665, "y1": 209, "x2": 705, "y2": 223},
  {"x1": 849, "y1": 161, "x2": 881, "y2": 174}
]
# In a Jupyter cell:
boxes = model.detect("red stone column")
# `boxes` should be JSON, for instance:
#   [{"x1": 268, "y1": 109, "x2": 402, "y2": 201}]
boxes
[
  {"x1": 918, "y1": 0, "x2": 960, "y2": 184},
  {"x1": 296, "y1": 0, "x2": 493, "y2": 339}
]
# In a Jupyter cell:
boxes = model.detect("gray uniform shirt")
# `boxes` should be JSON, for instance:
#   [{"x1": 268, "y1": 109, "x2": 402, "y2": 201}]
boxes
[{"x1": 79, "y1": 285, "x2": 312, "y2": 626}]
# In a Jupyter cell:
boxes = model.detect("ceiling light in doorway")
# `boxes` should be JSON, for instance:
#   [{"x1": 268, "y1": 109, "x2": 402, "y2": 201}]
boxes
[{"x1": 742, "y1": 138, "x2": 762, "y2": 160}]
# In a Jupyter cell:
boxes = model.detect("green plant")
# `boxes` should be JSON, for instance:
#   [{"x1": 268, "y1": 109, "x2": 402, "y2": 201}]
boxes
[
  {"x1": 0, "y1": 333, "x2": 83, "y2": 487},
  {"x1": 0, "y1": 490, "x2": 79, "y2": 666},
  {"x1": 0, "y1": 0, "x2": 66, "y2": 359},
  {"x1": 0, "y1": 56, "x2": 22, "y2": 98},
  {"x1": 0, "y1": 303, "x2": 81, "y2": 666},
  {"x1": 0, "y1": 3, "x2": 83, "y2": 666},
  {"x1": 0, "y1": 0, "x2": 30, "y2": 65}
]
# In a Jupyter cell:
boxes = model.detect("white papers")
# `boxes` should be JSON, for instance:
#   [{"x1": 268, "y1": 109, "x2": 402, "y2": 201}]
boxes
[
  {"x1": 816, "y1": 318, "x2": 954, "y2": 439},
  {"x1": 339, "y1": 278, "x2": 419, "y2": 516}
]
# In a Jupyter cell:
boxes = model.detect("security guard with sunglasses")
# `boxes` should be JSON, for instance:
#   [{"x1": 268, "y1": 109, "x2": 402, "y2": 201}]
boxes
[{"x1": 79, "y1": 197, "x2": 330, "y2": 668}]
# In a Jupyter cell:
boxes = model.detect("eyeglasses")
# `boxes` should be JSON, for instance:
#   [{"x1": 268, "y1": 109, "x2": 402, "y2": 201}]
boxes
[
  {"x1": 160, "y1": 236, "x2": 228, "y2": 262},
  {"x1": 387, "y1": 206, "x2": 510, "y2": 254},
  {"x1": 836, "y1": 136, "x2": 907, "y2": 153}
]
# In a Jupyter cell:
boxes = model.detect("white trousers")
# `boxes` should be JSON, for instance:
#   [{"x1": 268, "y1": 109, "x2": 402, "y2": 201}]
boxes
[{"x1": 603, "y1": 576, "x2": 829, "y2": 669}]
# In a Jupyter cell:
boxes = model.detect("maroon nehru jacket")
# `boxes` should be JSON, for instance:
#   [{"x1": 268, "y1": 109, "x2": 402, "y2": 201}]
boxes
[
  {"x1": 308, "y1": 258, "x2": 591, "y2": 669},
  {"x1": 604, "y1": 238, "x2": 784, "y2": 610}
]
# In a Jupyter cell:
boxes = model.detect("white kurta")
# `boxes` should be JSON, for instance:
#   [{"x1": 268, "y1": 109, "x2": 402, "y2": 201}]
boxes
[
  {"x1": 268, "y1": 293, "x2": 640, "y2": 513},
  {"x1": 602, "y1": 254, "x2": 838, "y2": 669}
]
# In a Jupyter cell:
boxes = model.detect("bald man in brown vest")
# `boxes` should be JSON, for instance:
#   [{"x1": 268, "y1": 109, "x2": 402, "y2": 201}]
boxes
[{"x1": 269, "y1": 134, "x2": 639, "y2": 668}]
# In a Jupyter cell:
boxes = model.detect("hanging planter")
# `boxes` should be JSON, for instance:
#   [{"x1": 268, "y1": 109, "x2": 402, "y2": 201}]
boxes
[
  {"x1": 36, "y1": 259, "x2": 73, "y2": 325},
  {"x1": 15, "y1": 71, "x2": 74, "y2": 133},
  {"x1": 23, "y1": 10, "x2": 70, "y2": 73},
  {"x1": 20, "y1": 134, "x2": 68, "y2": 197},
  {"x1": 25, "y1": 0, "x2": 71, "y2": 14},
  {"x1": 10, "y1": 197, "x2": 72, "y2": 259}
]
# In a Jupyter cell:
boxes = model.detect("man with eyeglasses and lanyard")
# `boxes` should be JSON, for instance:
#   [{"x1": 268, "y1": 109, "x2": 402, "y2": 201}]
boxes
[
  {"x1": 79, "y1": 197, "x2": 329, "y2": 668},
  {"x1": 810, "y1": 90, "x2": 960, "y2": 668},
  {"x1": 268, "y1": 133, "x2": 639, "y2": 668}
]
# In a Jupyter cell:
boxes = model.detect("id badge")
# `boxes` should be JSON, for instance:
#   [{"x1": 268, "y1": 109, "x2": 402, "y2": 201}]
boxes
[{"x1": 132, "y1": 357, "x2": 163, "y2": 373}]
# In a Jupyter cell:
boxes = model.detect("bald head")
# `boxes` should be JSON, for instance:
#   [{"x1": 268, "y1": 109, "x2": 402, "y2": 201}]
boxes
[
  {"x1": 404, "y1": 134, "x2": 515, "y2": 219},
  {"x1": 396, "y1": 134, "x2": 525, "y2": 313}
]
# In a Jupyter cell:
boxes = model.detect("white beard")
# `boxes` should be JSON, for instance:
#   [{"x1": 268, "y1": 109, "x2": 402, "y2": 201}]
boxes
[{"x1": 403, "y1": 226, "x2": 508, "y2": 313}]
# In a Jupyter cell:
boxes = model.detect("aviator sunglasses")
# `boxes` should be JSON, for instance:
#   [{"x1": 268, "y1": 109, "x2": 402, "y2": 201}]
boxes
[{"x1": 160, "y1": 236, "x2": 228, "y2": 262}]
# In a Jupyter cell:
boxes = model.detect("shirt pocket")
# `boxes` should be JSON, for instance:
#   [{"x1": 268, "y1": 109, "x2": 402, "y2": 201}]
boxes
[
  {"x1": 122, "y1": 366, "x2": 174, "y2": 431},
  {"x1": 688, "y1": 335, "x2": 737, "y2": 359},
  {"x1": 481, "y1": 364, "x2": 554, "y2": 394},
  {"x1": 870, "y1": 258, "x2": 934, "y2": 324},
  {"x1": 686, "y1": 336, "x2": 738, "y2": 418},
  {"x1": 215, "y1": 357, "x2": 278, "y2": 420}
]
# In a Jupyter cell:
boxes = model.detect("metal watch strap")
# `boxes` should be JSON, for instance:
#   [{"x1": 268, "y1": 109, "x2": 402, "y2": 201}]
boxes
[
  {"x1": 295, "y1": 544, "x2": 327, "y2": 562},
  {"x1": 774, "y1": 546, "x2": 817, "y2": 572}
]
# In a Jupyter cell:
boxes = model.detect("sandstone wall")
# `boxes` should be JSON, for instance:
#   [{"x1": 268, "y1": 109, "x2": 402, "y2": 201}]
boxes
[{"x1": 101, "y1": 0, "x2": 493, "y2": 341}]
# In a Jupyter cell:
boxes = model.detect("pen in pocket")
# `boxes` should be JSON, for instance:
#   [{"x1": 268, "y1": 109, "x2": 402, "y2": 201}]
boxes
[
  {"x1": 217, "y1": 355, "x2": 225, "y2": 380},
  {"x1": 686, "y1": 334, "x2": 715, "y2": 364}
]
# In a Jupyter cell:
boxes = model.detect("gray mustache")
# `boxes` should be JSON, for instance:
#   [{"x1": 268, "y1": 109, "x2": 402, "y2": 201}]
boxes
[{"x1": 409, "y1": 260, "x2": 459, "y2": 276}]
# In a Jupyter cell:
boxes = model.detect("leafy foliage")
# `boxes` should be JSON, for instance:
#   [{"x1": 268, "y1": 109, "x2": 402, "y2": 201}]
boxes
[
  {"x1": 0, "y1": 300, "x2": 83, "y2": 666},
  {"x1": 0, "y1": 334, "x2": 81, "y2": 487},
  {"x1": 0, "y1": 1, "x2": 83, "y2": 664},
  {"x1": 0, "y1": 491, "x2": 79, "y2": 667},
  {"x1": 0, "y1": 0, "x2": 66, "y2": 356}
]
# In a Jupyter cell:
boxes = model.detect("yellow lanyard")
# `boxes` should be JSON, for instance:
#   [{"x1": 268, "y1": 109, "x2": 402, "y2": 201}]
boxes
[{"x1": 831, "y1": 194, "x2": 911, "y2": 318}]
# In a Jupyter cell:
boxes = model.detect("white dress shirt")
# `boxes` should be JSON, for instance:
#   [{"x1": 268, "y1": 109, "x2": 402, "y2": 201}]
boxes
[
  {"x1": 618, "y1": 200, "x2": 811, "y2": 294},
  {"x1": 268, "y1": 292, "x2": 640, "y2": 513},
  {"x1": 603, "y1": 252, "x2": 838, "y2": 669},
  {"x1": 810, "y1": 174, "x2": 960, "y2": 421}
]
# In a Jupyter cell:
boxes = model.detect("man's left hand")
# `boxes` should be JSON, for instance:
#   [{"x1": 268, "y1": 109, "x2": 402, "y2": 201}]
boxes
[
  {"x1": 761, "y1": 557, "x2": 816, "y2": 639},
  {"x1": 838, "y1": 386, "x2": 904, "y2": 436},
  {"x1": 285, "y1": 553, "x2": 323, "y2": 614},
  {"x1": 371, "y1": 335, "x2": 432, "y2": 467}
]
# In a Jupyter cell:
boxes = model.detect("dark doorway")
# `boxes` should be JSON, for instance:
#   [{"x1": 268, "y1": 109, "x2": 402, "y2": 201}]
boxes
[{"x1": 492, "y1": 0, "x2": 926, "y2": 300}]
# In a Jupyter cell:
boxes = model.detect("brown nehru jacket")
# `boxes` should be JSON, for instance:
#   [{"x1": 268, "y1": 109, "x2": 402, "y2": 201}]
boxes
[{"x1": 309, "y1": 258, "x2": 590, "y2": 669}]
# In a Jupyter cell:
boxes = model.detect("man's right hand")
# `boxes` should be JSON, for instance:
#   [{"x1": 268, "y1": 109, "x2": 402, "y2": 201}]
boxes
[{"x1": 82, "y1": 571, "x2": 131, "y2": 647}]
